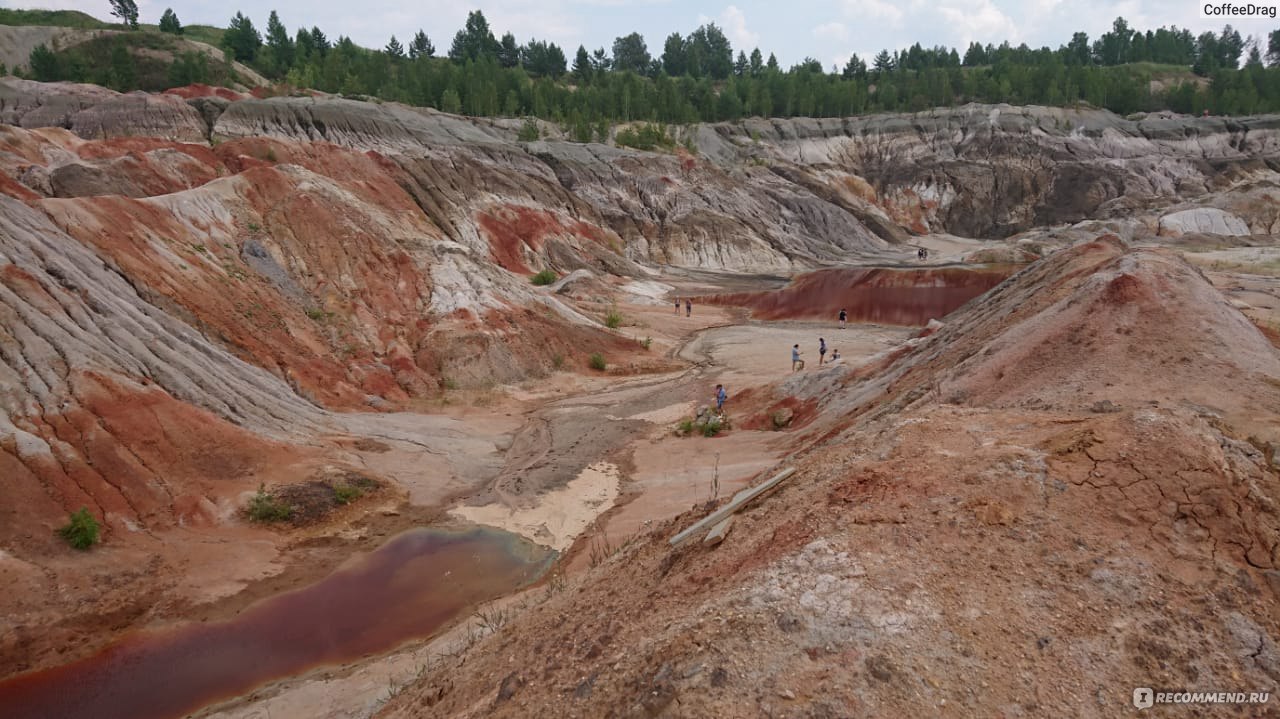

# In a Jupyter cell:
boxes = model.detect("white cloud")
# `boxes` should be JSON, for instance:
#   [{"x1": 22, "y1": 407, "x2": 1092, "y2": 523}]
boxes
[
  {"x1": 717, "y1": 5, "x2": 759, "y2": 50},
  {"x1": 841, "y1": 0, "x2": 905, "y2": 26},
  {"x1": 813, "y1": 22, "x2": 849, "y2": 41},
  {"x1": 937, "y1": 0, "x2": 1019, "y2": 47}
]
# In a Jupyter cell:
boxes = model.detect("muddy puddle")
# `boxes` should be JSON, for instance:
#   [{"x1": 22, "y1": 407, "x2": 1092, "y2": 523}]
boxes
[
  {"x1": 704, "y1": 265, "x2": 1018, "y2": 325},
  {"x1": 0, "y1": 527, "x2": 553, "y2": 719}
]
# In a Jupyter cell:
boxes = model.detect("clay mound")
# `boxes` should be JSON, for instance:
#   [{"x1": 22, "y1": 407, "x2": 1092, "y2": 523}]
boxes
[
  {"x1": 704, "y1": 265, "x2": 1012, "y2": 325},
  {"x1": 894, "y1": 237, "x2": 1280, "y2": 415}
]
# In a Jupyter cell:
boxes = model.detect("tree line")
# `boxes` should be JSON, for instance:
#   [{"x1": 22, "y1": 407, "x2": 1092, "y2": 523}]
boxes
[{"x1": 20, "y1": 8, "x2": 1280, "y2": 127}]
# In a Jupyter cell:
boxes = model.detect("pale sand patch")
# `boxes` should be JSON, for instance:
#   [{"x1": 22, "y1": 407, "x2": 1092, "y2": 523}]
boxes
[
  {"x1": 626, "y1": 402, "x2": 694, "y2": 424},
  {"x1": 449, "y1": 462, "x2": 620, "y2": 551}
]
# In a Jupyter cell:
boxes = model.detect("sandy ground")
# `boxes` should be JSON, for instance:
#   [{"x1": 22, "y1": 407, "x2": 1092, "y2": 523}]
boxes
[{"x1": 450, "y1": 462, "x2": 622, "y2": 551}]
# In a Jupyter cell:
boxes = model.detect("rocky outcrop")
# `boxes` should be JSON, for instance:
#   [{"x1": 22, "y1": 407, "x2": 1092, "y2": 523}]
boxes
[{"x1": 1158, "y1": 206, "x2": 1251, "y2": 236}]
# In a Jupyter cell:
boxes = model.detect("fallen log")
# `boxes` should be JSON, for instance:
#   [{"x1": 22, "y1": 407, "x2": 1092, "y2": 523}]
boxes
[{"x1": 669, "y1": 467, "x2": 796, "y2": 546}]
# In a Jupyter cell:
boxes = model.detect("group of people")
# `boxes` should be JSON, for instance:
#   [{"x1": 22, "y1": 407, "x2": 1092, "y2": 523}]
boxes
[
  {"x1": 673, "y1": 298, "x2": 692, "y2": 317},
  {"x1": 791, "y1": 338, "x2": 840, "y2": 371},
  {"x1": 917, "y1": 247, "x2": 929, "y2": 261}
]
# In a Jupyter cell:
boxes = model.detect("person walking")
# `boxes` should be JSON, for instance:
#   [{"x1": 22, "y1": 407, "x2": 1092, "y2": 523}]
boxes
[
  {"x1": 685, "y1": 298, "x2": 692, "y2": 317},
  {"x1": 715, "y1": 384, "x2": 727, "y2": 414},
  {"x1": 838, "y1": 308, "x2": 847, "y2": 329},
  {"x1": 674, "y1": 297, "x2": 681, "y2": 315},
  {"x1": 818, "y1": 337, "x2": 827, "y2": 365},
  {"x1": 791, "y1": 344, "x2": 804, "y2": 371}
]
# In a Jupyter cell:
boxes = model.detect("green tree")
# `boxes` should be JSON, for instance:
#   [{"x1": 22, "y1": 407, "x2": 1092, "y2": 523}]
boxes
[
  {"x1": 662, "y1": 33, "x2": 687, "y2": 76},
  {"x1": 573, "y1": 44, "x2": 592, "y2": 83},
  {"x1": 749, "y1": 47, "x2": 763, "y2": 76},
  {"x1": 386, "y1": 35, "x2": 405, "y2": 59},
  {"x1": 223, "y1": 12, "x2": 262, "y2": 63},
  {"x1": 409, "y1": 30, "x2": 434, "y2": 59},
  {"x1": 108, "y1": 0, "x2": 138, "y2": 30},
  {"x1": 28, "y1": 44, "x2": 61, "y2": 81},
  {"x1": 440, "y1": 87, "x2": 462, "y2": 113},
  {"x1": 264, "y1": 10, "x2": 293, "y2": 71},
  {"x1": 449, "y1": 10, "x2": 499, "y2": 62},
  {"x1": 158, "y1": 8, "x2": 183, "y2": 35},
  {"x1": 873, "y1": 49, "x2": 895, "y2": 73},
  {"x1": 612, "y1": 32, "x2": 651, "y2": 74},
  {"x1": 1268, "y1": 29, "x2": 1280, "y2": 67},
  {"x1": 498, "y1": 32, "x2": 520, "y2": 68}
]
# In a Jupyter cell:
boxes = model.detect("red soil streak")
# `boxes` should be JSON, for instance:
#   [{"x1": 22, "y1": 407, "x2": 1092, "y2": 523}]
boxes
[
  {"x1": 703, "y1": 266, "x2": 1016, "y2": 326},
  {"x1": 74, "y1": 138, "x2": 220, "y2": 166},
  {"x1": 0, "y1": 173, "x2": 39, "y2": 200},
  {"x1": 163, "y1": 84, "x2": 248, "y2": 101},
  {"x1": 477, "y1": 205, "x2": 616, "y2": 274},
  {"x1": 739, "y1": 396, "x2": 821, "y2": 432},
  {"x1": 1252, "y1": 320, "x2": 1280, "y2": 349}
]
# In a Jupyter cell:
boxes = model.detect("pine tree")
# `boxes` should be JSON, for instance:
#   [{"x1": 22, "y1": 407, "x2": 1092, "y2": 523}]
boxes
[
  {"x1": 264, "y1": 10, "x2": 293, "y2": 72},
  {"x1": 1268, "y1": 29, "x2": 1280, "y2": 67},
  {"x1": 591, "y1": 47, "x2": 610, "y2": 72},
  {"x1": 449, "y1": 10, "x2": 499, "y2": 62},
  {"x1": 662, "y1": 33, "x2": 687, "y2": 76},
  {"x1": 749, "y1": 48, "x2": 763, "y2": 77},
  {"x1": 573, "y1": 45, "x2": 592, "y2": 83},
  {"x1": 409, "y1": 30, "x2": 434, "y2": 60},
  {"x1": 310, "y1": 27, "x2": 330, "y2": 56},
  {"x1": 158, "y1": 8, "x2": 183, "y2": 35},
  {"x1": 734, "y1": 50, "x2": 747, "y2": 77},
  {"x1": 224, "y1": 12, "x2": 262, "y2": 63},
  {"x1": 498, "y1": 33, "x2": 520, "y2": 68},
  {"x1": 108, "y1": 0, "x2": 138, "y2": 30},
  {"x1": 873, "y1": 50, "x2": 895, "y2": 73},
  {"x1": 386, "y1": 35, "x2": 405, "y2": 59}
]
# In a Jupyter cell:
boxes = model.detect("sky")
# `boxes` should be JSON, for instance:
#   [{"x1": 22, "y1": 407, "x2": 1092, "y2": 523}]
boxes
[{"x1": 4, "y1": 0, "x2": 1278, "y2": 69}]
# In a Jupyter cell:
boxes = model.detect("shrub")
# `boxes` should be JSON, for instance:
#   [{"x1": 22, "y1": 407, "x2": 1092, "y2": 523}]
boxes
[
  {"x1": 640, "y1": 336, "x2": 653, "y2": 350},
  {"x1": 530, "y1": 269, "x2": 557, "y2": 286},
  {"x1": 551, "y1": 353, "x2": 565, "y2": 370},
  {"x1": 333, "y1": 484, "x2": 363, "y2": 505},
  {"x1": 603, "y1": 309, "x2": 623, "y2": 329},
  {"x1": 615, "y1": 123, "x2": 674, "y2": 151},
  {"x1": 701, "y1": 422, "x2": 721, "y2": 437},
  {"x1": 517, "y1": 118, "x2": 540, "y2": 142},
  {"x1": 247, "y1": 483, "x2": 292, "y2": 522},
  {"x1": 676, "y1": 419, "x2": 694, "y2": 435},
  {"x1": 588, "y1": 352, "x2": 607, "y2": 371},
  {"x1": 59, "y1": 507, "x2": 100, "y2": 550}
]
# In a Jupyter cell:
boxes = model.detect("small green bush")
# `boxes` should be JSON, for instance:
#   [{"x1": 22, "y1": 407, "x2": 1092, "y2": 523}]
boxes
[
  {"x1": 676, "y1": 419, "x2": 694, "y2": 434},
  {"x1": 333, "y1": 484, "x2": 363, "y2": 505},
  {"x1": 247, "y1": 484, "x2": 292, "y2": 522},
  {"x1": 701, "y1": 422, "x2": 721, "y2": 437},
  {"x1": 530, "y1": 269, "x2": 558, "y2": 286},
  {"x1": 517, "y1": 118, "x2": 540, "y2": 142},
  {"x1": 551, "y1": 353, "x2": 565, "y2": 370},
  {"x1": 640, "y1": 336, "x2": 653, "y2": 350},
  {"x1": 59, "y1": 507, "x2": 100, "y2": 550},
  {"x1": 604, "y1": 309, "x2": 623, "y2": 329},
  {"x1": 443, "y1": 377, "x2": 459, "y2": 390},
  {"x1": 588, "y1": 352, "x2": 607, "y2": 371}
]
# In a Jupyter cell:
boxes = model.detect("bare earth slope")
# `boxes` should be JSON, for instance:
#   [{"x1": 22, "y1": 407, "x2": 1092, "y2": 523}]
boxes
[{"x1": 381, "y1": 239, "x2": 1280, "y2": 718}]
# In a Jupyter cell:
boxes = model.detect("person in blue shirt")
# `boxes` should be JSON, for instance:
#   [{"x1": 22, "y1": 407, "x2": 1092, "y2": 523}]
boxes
[
  {"x1": 715, "y1": 384, "x2": 727, "y2": 413},
  {"x1": 791, "y1": 344, "x2": 804, "y2": 371}
]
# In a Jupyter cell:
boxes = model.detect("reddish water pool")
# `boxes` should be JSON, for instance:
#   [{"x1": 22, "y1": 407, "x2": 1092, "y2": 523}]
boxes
[{"x1": 0, "y1": 527, "x2": 552, "y2": 719}]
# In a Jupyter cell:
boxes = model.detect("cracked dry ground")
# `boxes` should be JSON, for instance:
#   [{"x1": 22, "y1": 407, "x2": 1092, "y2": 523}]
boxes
[{"x1": 380, "y1": 240, "x2": 1280, "y2": 718}]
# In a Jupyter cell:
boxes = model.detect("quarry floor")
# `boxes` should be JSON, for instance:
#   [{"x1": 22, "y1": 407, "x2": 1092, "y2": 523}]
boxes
[{"x1": 186, "y1": 281, "x2": 915, "y2": 718}]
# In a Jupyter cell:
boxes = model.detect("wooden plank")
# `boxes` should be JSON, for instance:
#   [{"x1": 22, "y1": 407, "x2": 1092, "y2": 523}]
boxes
[
  {"x1": 669, "y1": 467, "x2": 795, "y2": 546},
  {"x1": 703, "y1": 515, "x2": 734, "y2": 546}
]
